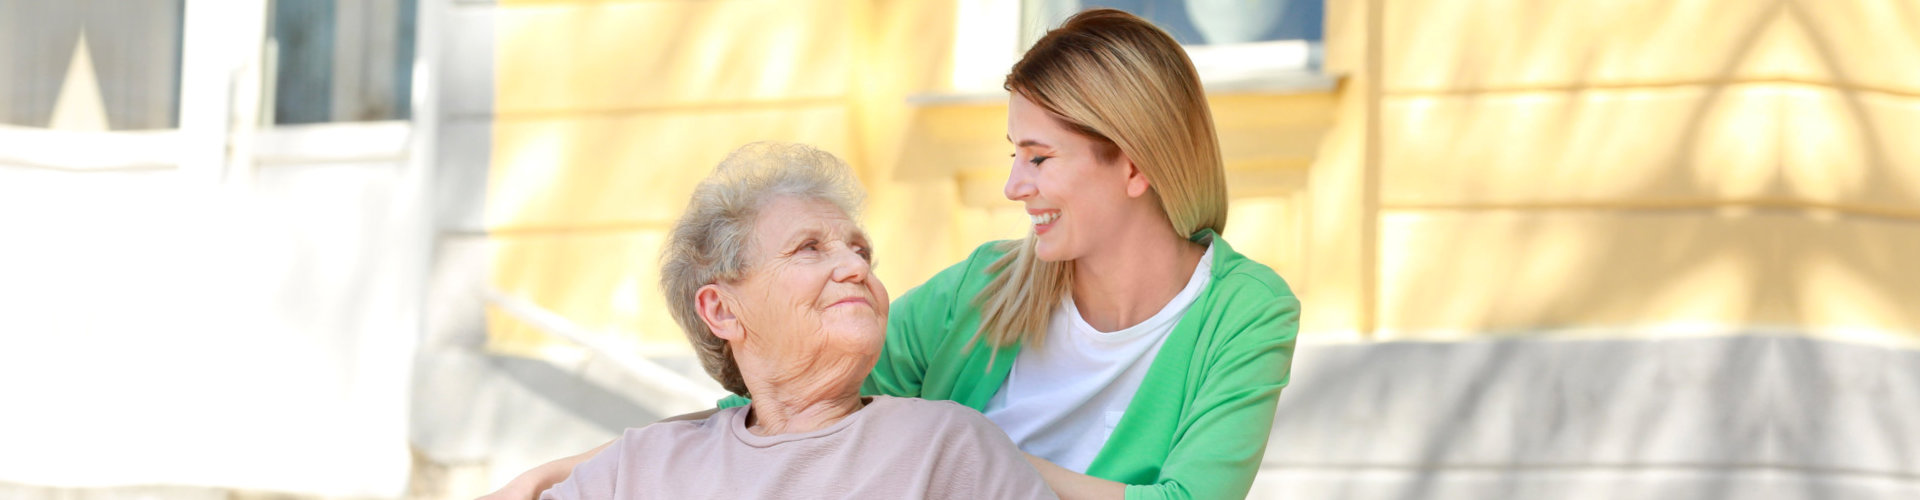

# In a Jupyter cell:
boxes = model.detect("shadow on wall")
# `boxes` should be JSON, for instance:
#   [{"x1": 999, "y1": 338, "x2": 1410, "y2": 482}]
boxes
[
  {"x1": 1373, "y1": 0, "x2": 1920, "y2": 340},
  {"x1": 486, "y1": 0, "x2": 867, "y2": 356}
]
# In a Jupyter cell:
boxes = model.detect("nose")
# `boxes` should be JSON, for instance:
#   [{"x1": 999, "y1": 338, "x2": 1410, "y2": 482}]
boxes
[
  {"x1": 829, "y1": 245, "x2": 872, "y2": 284},
  {"x1": 1004, "y1": 159, "x2": 1035, "y2": 201}
]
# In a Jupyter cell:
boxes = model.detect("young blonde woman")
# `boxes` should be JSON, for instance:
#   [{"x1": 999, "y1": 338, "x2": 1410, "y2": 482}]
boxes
[{"x1": 487, "y1": 9, "x2": 1297, "y2": 500}]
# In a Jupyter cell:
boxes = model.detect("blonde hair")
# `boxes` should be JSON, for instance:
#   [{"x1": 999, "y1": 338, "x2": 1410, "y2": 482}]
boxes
[
  {"x1": 660, "y1": 142, "x2": 865, "y2": 396},
  {"x1": 975, "y1": 8, "x2": 1228, "y2": 349}
]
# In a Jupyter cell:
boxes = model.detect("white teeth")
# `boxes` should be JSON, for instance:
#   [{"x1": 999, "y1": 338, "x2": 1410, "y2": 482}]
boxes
[{"x1": 1029, "y1": 212, "x2": 1059, "y2": 225}]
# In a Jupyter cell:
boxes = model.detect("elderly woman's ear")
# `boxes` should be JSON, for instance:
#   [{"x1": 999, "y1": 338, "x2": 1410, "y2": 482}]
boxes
[{"x1": 695, "y1": 283, "x2": 744, "y2": 342}]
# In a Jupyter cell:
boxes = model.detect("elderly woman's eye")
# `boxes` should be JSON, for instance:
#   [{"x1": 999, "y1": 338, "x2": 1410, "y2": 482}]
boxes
[{"x1": 854, "y1": 245, "x2": 872, "y2": 261}]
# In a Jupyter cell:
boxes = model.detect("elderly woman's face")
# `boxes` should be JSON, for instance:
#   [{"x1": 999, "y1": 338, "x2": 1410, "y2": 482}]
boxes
[{"x1": 724, "y1": 196, "x2": 889, "y2": 375}]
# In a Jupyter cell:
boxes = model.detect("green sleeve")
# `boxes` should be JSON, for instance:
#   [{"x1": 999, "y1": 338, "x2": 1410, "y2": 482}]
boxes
[
  {"x1": 861, "y1": 245, "x2": 982, "y2": 398},
  {"x1": 1127, "y1": 284, "x2": 1300, "y2": 500}
]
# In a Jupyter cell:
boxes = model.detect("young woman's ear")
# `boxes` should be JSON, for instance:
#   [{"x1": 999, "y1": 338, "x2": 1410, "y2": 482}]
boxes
[
  {"x1": 1121, "y1": 152, "x2": 1152, "y2": 198},
  {"x1": 696, "y1": 284, "x2": 743, "y2": 342}
]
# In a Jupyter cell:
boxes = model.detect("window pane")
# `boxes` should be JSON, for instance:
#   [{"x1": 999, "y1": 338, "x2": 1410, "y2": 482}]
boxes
[
  {"x1": 1030, "y1": 0, "x2": 1323, "y2": 46},
  {"x1": 270, "y1": 0, "x2": 336, "y2": 125},
  {"x1": 0, "y1": 0, "x2": 183, "y2": 130},
  {"x1": 266, "y1": 0, "x2": 416, "y2": 125}
]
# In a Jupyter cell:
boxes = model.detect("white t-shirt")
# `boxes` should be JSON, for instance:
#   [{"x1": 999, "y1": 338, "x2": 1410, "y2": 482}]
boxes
[{"x1": 983, "y1": 243, "x2": 1214, "y2": 473}]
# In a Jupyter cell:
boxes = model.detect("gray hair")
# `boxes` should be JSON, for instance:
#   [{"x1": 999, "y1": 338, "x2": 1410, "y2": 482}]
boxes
[{"x1": 660, "y1": 142, "x2": 865, "y2": 397}]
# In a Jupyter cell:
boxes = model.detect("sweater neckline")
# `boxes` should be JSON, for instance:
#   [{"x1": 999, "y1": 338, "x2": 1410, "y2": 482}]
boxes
[{"x1": 727, "y1": 396, "x2": 887, "y2": 448}]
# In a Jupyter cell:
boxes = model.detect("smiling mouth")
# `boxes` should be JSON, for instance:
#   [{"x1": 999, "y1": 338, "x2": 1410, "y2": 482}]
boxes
[
  {"x1": 829, "y1": 297, "x2": 870, "y2": 308},
  {"x1": 1030, "y1": 211, "x2": 1059, "y2": 235}
]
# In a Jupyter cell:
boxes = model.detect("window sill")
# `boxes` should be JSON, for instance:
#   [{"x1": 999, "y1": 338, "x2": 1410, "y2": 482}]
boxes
[
  {"x1": 0, "y1": 125, "x2": 184, "y2": 172},
  {"x1": 253, "y1": 120, "x2": 412, "y2": 166}
]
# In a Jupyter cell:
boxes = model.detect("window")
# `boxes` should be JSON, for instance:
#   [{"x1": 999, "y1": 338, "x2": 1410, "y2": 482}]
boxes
[
  {"x1": 1024, "y1": 0, "x2": 1325, "y2": 87},
  {"x1": 264, "y1": 0, "x2": 417, "y2": 125},
  {"x1": 1026, "y1": 0, "x2": 1323, "y2": 48},
  {"x1": 0, "y1": 0, "x2": 184, "y2": 131}
]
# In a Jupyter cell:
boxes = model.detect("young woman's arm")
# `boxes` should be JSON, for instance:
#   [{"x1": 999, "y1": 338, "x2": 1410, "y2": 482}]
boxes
[
  {"x1": 476, "y1": 407, "x2": 720, "y2": 500},
  {"x1": 860, "y1": 243, "x2": 987, "y2": 399},
  {"x1": 1130, "y1": 289, "x2": 1299, "y2": 500},
  {"x1": 1026, "y1": 453, "x2": 1126, "y2": 499},
  {"x1": 476, "y1": 441, "x2": 609, "y2": 500}
]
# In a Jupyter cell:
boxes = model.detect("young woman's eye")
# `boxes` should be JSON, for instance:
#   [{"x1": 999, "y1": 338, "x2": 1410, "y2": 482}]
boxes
[{"x1": 1030, "y1": 156, "x2": 1050, "y2": 166}]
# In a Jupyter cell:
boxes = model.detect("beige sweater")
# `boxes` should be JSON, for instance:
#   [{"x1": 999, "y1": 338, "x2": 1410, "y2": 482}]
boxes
[{"x1": 540, "y1": 395, "x2": 1056, "y2": 499}]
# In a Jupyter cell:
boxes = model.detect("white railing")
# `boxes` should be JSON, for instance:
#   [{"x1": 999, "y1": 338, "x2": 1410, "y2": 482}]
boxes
[{"x1": 482, "y1": 288, "x2": 728, "y2": 416}]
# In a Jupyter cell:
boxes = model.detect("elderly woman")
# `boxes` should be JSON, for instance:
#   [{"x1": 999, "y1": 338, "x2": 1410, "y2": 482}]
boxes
[{"x1": 536, "y1": 142, "x2": 1053, "y2": 499}]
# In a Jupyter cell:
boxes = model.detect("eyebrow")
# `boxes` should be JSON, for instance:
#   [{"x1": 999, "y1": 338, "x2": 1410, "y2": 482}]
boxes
[
  {"x1": 781, "y1": 226, "x2": 824, "y2": 249},
  {"x1": 1005, "y1": 135, "x2": 1052, "y2": 149},
  {"x1": 780, "y1": 225, "x2": 869, "y2": 249}
]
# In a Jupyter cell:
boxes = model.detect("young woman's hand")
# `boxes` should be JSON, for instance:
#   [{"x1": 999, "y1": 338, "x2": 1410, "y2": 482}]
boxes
[
  {"x1": 475, "y1": 441, "x2": 609, "y2": 500},
  {"x1": 475, "y1": 407, "x2": 720, "y2": 500},
  {"x1": 1024, "y1": 452, "x2": 1127, "y2": 500}
]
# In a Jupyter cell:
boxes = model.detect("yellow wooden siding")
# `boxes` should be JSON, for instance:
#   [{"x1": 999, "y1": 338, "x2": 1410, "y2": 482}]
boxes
[
  {"x1": 494, "y1": 0, "x2": 853, "y2": 114},
  {"x1": 487, "y1": 0, "x2": 862, "y2": 359},
  {"x1": 1382, "y1": 0, "x2": 1779, "y2": 92},
  {"x1": 486, "y1": 106, "x2": 854, "y2": 230},
  {"x1": 1381, "y1": 86, "x2": 1783, "y2": 206},
  {"x1": 1789, "y1": 0, "x2": 1920, "y2": 93},
  {"x1": 1780, "y1": 87, "x2": 1920, "y2": 214},
  {"x1": 486, "y1": 230, "x2": 686, "y2": 354},
  {"x1": 1352, "y1": 0, "x2": 1920, "y2": 344},
  {"x1": 1377, "y1": 211, "x2": 1919, "y2": 343},
  {"x1": 1378, "y1": 210, "x2": 1773, "y2": 339},
  {"x1": 1788, "y1": 216, "x2": 1920, "y2": 343},
  {"x1": 1300, "y1": 73, "x2": 1372, "y2": 339}
]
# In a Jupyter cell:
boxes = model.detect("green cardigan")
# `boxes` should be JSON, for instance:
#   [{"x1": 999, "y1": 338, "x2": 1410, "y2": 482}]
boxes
[{"x1": 724, "y1": 230, "x2": 1299, "y2": 500}]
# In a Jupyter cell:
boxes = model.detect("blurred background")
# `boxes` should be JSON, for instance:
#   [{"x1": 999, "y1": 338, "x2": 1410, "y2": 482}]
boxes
[{"x1": 1, "y1": 0, "x2": 1916, "y2": 498}]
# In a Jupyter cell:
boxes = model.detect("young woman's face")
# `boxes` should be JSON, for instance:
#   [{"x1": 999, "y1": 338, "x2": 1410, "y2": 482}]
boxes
[{"x1": 1005, "y1": 92, "x2": 1143, "y2": 262}]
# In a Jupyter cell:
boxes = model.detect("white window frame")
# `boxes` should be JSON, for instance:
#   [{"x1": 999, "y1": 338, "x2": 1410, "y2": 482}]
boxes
[{"x1": 0, "y1": 0, "x2": 414, "y2": 180}]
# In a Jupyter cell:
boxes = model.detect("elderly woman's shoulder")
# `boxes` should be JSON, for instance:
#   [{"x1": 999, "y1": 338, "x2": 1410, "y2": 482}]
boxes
[
  {"x1": 862, "y1": 397, "x2": 1028, "y2": 463},
  {"x1": 613, "y1": 406, "x2": 742, "y2": 443},
  {"x1": 868, "y1": 396, "x2": 1004, "y2": 432}
]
